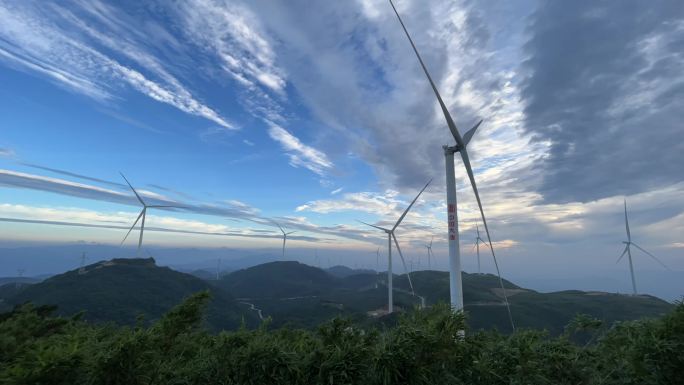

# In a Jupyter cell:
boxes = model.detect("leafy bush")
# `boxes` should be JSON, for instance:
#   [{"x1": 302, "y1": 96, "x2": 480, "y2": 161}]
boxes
[{"x1": 1, "y1": 293, "x2": 682, "y2": 384}]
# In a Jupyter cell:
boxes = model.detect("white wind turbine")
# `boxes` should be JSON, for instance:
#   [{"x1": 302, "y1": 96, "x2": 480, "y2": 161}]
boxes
[
  {"x1": 375, "y1": 247, "x2": 381, "y2": 271},
  {"x1": 389, "y1": 0, "x2": 514, "y2": 330},
  {"x1": 618, "y1": 199, "x2": 669, "y2": 295},
  {"x1": 472, "y1": 224, "x2": 488, "y2": 274},
  {"x1": 276, "y1": 223, "x2": 296, "y2": 259},
  {"x1": 216, "y1": 258, "x2": 222, "y2": 281},
  {"x1": 359, "y1": 179, "x2": 431, "y2": 313},
  {"x1": 78, "y1": 252, "x2": 87, "y2": 275},
  {"x1": 120, "y1": 173, "x2": 179, "y2": 256},
  {"x1": 424, "y1": 236, "x2": 433, "y2": 270}
]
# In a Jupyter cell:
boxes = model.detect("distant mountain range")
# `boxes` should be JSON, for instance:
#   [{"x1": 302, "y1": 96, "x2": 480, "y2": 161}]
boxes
[
  {"x1": 0, "y1": 258, "x2": 674, "y2": 334},
  {"x1": 325, "y1": 265, "x2": 377, "y2": 278}
]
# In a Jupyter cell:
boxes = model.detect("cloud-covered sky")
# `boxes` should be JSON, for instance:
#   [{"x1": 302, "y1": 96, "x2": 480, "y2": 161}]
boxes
[{"x1": 1, "y1": 0, "x2": 682, "y2": 296}]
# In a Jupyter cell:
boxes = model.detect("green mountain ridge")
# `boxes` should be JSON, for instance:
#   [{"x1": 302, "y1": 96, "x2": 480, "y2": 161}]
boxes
[
  {"x1": 4, "y1": 258, "x2": 259, "y2": 330},
  {"x1": 1, "y1": 259, "x2": 674, "y2": 334},
  {"x1": 394, "y1": 270, "x2": 673, "y2": 333}
]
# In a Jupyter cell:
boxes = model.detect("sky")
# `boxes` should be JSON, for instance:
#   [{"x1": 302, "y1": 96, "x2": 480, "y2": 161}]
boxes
[{"x1": 0, "y1": 0, "x2": 683, "y2": 297}]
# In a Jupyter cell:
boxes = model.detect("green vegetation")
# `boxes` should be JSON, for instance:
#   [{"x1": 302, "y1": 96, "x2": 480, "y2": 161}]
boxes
[
  {"x1": 3, "y1": 260, "x2": 674, "y2": 335},
  {"x1": 1, "y1": 292, "x2": 682, "y2": 384},
  {"x1": 396, "y1": 270, "x2": 673, "y2": 334},
  {"x1": 6, "y1": 258, "x2": 259, "y2": 330}
]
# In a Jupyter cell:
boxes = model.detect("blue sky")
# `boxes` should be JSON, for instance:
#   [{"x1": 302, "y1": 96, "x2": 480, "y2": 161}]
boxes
[{"x1": 1, "y1": 0, "x2": 683, "y2": 296}]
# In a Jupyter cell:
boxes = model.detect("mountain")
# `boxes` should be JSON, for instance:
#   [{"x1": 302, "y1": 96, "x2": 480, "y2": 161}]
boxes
[
  {"x1": 0, "y1": 276, "x2": 42, "y2": 285},
  {"x1": 326, "y1": 265, "x2": 376, "y2": 278},
  {"x1": 3, "y1": 259, "x2": 673, "y2": 334},
  {"x1": 216, "y1": 261, "x2": 417, "y2": 328},
  {"x1": 219, "y1": 262, "x2": 674, "y2": 332},
  {"x1": 218, "y1": 261, "x2": 336, "y2": 298},
  {"x1": 188, "y1": 268, "x2": 217, "y2": 281},
  {"x1": 6, "y1": 258, "x2": 259, "y2": 330},
  {"x1": 394, "y1": 270, "x2": 674, "y2": 334}
]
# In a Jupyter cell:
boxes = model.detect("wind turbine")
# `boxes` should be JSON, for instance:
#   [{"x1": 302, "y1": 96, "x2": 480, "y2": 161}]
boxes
[
  {"x1": 359, "y1": 179, "x2": 431, "y2": 313},
  {"x1": 276, "y1": 223, "x2": 296, "y2": 259},
  {"x1": 389, "y1": 0, "x2": 514, "y2": 330},
  {"x1": 120, "y1": 173, "x2": 178, "y2": 256},
  {"x1": 78, "y1": 252, "x2": 86, "y2": 275},
  {"x1": 472, "y1": 224, "x2": 488, "y2": 274},
  {"x1": 216, "y1": 258, "x2": 222, "y2": 280},
  {"x1": 375, "y1": 247, "x2": 381, "y2": 271},
  {"x1": 16, "y1": 269, "x2": 25, "y2": 289},
  {"x1": 424, "y1": 236, "x2": 433, "y2": 270},
  {"x1": 618, "y1": 199, "x2": 669, "y2": 295}
]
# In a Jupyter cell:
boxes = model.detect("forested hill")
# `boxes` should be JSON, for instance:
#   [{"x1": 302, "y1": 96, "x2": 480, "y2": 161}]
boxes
[
  {"x1": 2, "y1": 259, "x2": 674, "y2": 334},
  {"x1": 4, "y1": 258, "x2": 259, "y2": 330}
]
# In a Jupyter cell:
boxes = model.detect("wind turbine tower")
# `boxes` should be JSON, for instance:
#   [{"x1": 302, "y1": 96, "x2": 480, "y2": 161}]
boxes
[
  {"x1": 389, "y1": 0, "x2": 514, "y2": 330},
  {"x1": 79, "y1": 252, "x2": 86, "y2": 275},
  {"x1": 618, "y1": 199, "x2": 669, "y2": 295},
  {"x1": 16, "y1": 268, "x2": 25, "y2": 289},
  {"x1": 359, "y1": 179, "x2": 431, "y2": 313},
  {"x1": 216, "y1": 258, "x2": 222, "y2": 280}
]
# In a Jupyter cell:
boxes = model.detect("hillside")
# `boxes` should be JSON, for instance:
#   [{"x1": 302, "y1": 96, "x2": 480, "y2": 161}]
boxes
[
  {"x1": 216, "y1": 262, "x2": 673, "y2": 332},
  {"x1": 394, "y1": 270, "x2": 674, "y2": 333},
  {"x1": 6, "y1": 258, "x2": 259, "y2": 330},
  {"x1": 216, "y1": 261, "x2": 416, "y2": 328},
  {"x1": 3, "y1": 260, "x2": 673, "y2": 333},
  {"x1": 218, "y1": 261, "x2": 336, "y2": 298},
  {"x1": 326, "y1": 265, "x2": 376, "y2": 278}
]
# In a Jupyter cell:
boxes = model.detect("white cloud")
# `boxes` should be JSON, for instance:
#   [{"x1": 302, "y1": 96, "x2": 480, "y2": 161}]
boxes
[
  {"x1": 268, "y1": 124, "x2": 333, "y2": 176},
  {"x1": 0, "y1": 147, "x2": 15, "y2": 158},
  {"x1": 0, "y1": 1, "x2": 234, "y2": 129},
  {"x1": 174, "y1": 0, "x2": 286, "y2": 94},
  {"x1": 297, "y1": 190, "x2": 401, "y2": 215}
]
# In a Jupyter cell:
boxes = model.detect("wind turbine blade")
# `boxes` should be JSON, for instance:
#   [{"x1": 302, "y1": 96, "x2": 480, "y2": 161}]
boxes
[
  {"x1": 462, "y1": 119, "x2": 483, "y2": 147},
  {"x1": 273, "y1": 221, "x2": 285, "y2": 235},
  {"x1": 120, "y1": 172, "x2": 145, "y2": 206},
  {"x1": 429, "y1": 236, "x2": 433, "y2": 247},
  {"x1": 120, "y1": 209, "x2": 144, "y2": 246},
  {"x1": 147, "y1": 205, "x2": 183, "y2": 209},
  {"x1": 478, "y1": 237, "x2": 490, "y2": 248},
  {"x1": 286, "y1": 231, "x2": 296, "y2": 235},
  {"x1": 392, "y1": 179, "x2": 432, "y2": 231},
  {"x1": 624, "y1": 199, "x2": 631, "y2": 241},
  {"x1": 471, "y1": 243, "x2": 477, "y2": 252},
  {"x1": 388, "y1": 0, "x2": 465, "y2": 147},
  {"x1": 631, "y1": 242, "x2": 670, "y2": 270},
  {"x1": 461, "y1": 150, "x2": 515, "y2": 331},
  {"x1": 392, "y1": 232, "x2": 414, "y2": 295},
  {"x1": 357, "y1": 220, "x2": 389, "y2": 232},
  {"x1": 616, "y1": 245, "x2": 629, "y2": 264}
]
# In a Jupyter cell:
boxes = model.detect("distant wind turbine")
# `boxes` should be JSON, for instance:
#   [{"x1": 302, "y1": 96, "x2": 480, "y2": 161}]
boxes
[
  {"x1": 276, "y1": 223, "x2": 296, "y2": 259},
  {"x1": 424, "y1": 236, "x2": 433, "y2": 270},
  {"x1": 472, "y1": 224, "x2": 488, "y2": 274},
  {"x1": 78, "y1": 252, "x2": 86, "y2": 275},
  {"x1": 389, "y1": 0, "x2": 514, "y2": 331},
  {"x1": 16, "y1": 268, "x2": 25, "y2": 289},
  {"x1": 359, "y1": 179, "x2": 431, "y2": 313},
  {"x1": 375, "y1": 247, "x2": 381, "y2": 271},
  {"x1": 216, "y1": 258, "x2": 222, "y2": 280},
  {"x1": 120, "y1": 173, "x2": 179, "y2": 256},
  {"x1": 617, "y1": 199, "x2": 670, "y2": 295}
]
